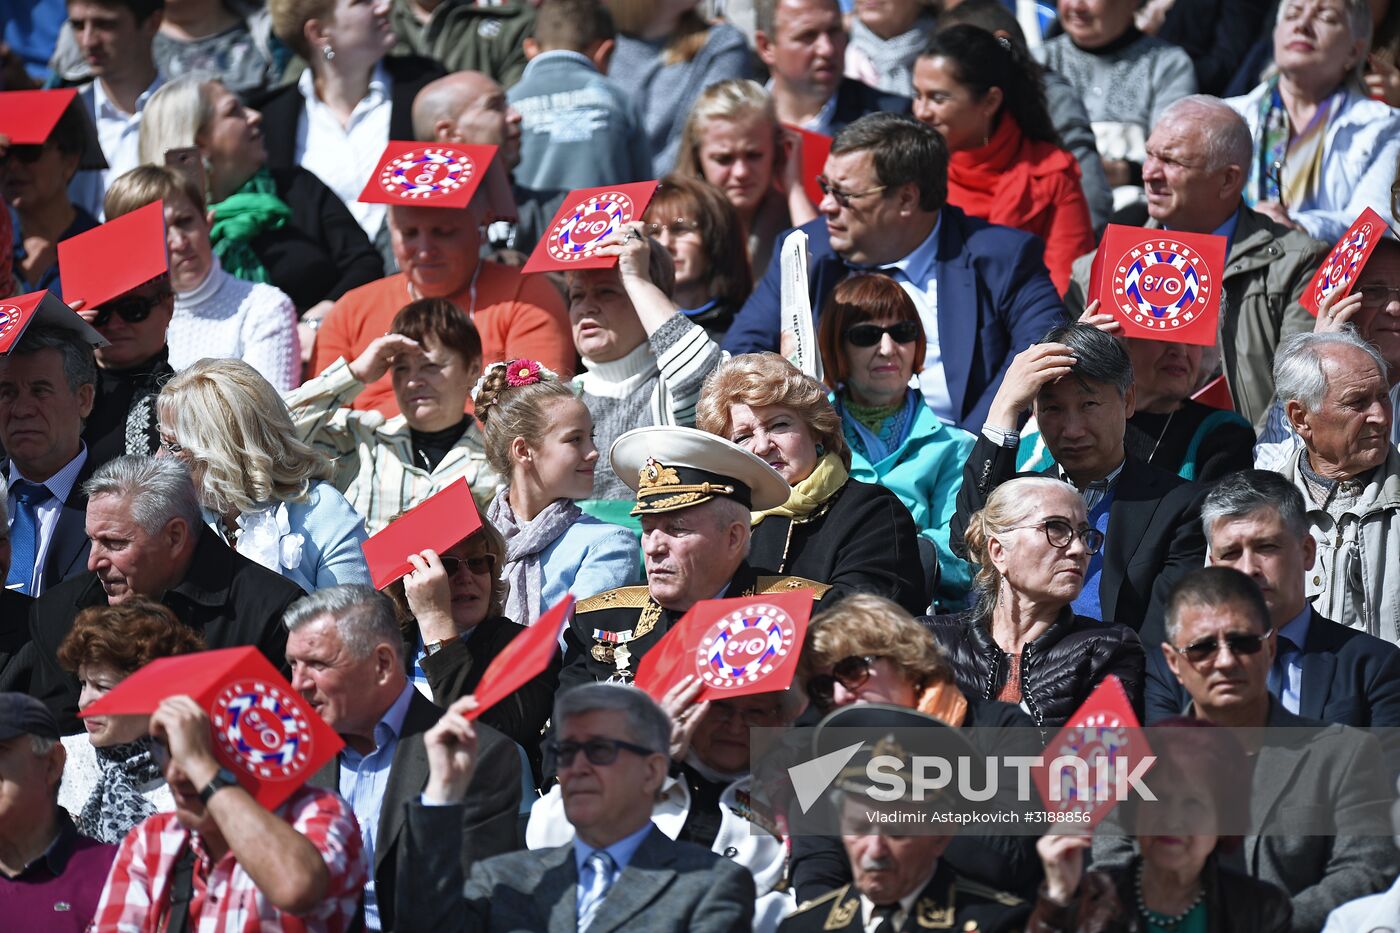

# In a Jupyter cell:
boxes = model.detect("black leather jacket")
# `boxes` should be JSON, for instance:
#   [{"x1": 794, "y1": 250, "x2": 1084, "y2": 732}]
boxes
[{"x1": 922, "y1": 608, "x2": 1146, "y2": 728}]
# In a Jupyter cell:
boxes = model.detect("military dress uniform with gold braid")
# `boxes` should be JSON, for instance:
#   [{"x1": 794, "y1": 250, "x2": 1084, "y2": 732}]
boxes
[
  {"x1": 777, "y1": 861, "x2": 1029, "y2": 933},
  {"x1": 560, "y1": 563, "x2": 831, "y2": 688}
]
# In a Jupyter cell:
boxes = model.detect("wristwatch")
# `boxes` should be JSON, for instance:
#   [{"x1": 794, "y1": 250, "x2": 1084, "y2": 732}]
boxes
[
  {"x1": 199, "y1": 768, "x2": 240, "y2": 805},
  {"x1": 424, "y1": 635, "x2": 459, "y2": 657}
]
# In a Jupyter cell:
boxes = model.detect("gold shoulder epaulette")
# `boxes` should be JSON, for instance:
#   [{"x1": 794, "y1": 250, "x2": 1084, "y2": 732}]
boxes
[
  {"x1": 958, "y1": 879, "x2": 1025, "y2": 907},
  {"x1": 575, "y1": 586, "x2": 653, "y2": 613},
  {"x1": 756, "y1": 576, "x2": 833, "y2": 599},
  {"x1": 789, "y1": 884, "x2": 851, "y2": 915}
]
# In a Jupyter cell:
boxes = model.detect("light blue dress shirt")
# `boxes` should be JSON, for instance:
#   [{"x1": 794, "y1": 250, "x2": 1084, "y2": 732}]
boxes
[
  {"x1": 573, "y1": 822, "x2": 656, "y2": 916},
  {"x1": 339, "y1": 683, "x2": 414, "y2": 930},
  {"x1": 7, "y1": 444, "x2": 88, "y2": 596},
  {"x1": 1273, "y1": 606, "x2": 1311, "y2": 715}
]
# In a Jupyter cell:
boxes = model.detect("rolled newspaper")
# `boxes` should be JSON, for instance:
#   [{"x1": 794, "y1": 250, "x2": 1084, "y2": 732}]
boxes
[{"x1": 780, "y1": 228, "x2": 823, "y2": 382}]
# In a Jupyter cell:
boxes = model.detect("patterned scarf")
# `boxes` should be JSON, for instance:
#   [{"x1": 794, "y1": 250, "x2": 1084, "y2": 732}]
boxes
[
  {"x1": 77, "y1": 738, "x2": 163, "y2": 844},
  {"x1": 1247, "y1": 76, "x2": 1339, "y2": 210},
  {"x1": 208, "y1": 168, "x2": 292, "y2": 285},
  {"x1": 486, "y1": 487, "x2": 582, "y2": 625},
  {"x1": 839, "y1": 390, "x2": 918, "y2": 464}
]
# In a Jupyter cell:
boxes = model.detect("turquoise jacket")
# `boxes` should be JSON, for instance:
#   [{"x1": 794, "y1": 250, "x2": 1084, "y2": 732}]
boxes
[{"x1": 843, "y1": 396, "x2": 976, "y2": 600}]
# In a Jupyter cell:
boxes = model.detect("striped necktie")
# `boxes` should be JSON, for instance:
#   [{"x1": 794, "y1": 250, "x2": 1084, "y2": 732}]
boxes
[{"x1": 577, "y1": 850, "x2": 616, "y2": 932}]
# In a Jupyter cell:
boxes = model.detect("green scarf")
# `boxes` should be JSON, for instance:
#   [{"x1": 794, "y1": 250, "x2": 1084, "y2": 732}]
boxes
[
  {"x1": 752, "y1": 451, "x2": 848, "y2": 525},
  {"x1": 208, "y1": 169, "x2": 292, "y2": 284}
]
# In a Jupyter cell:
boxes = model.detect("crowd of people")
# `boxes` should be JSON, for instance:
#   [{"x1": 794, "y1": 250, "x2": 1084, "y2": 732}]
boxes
[{"x1": 2, "y1": 0, "x2": 1400, "y2": 930}]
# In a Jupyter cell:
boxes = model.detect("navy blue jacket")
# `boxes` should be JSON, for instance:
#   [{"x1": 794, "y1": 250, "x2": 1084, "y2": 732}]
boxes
[
  {"x1": 721, "y1": 207, "x2": 1066, "y2": 432},
  {"x1": 828, "y1": 77, "x2": 912, "y2": 133}
]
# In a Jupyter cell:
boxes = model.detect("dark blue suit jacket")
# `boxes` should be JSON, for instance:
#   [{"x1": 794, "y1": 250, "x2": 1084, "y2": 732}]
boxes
[
  {"x1": 721, "y1": 207, "x2": 1066, "y2": 432},
  {"x1": 829, "y1": 77, "x2": 912, "y2": 133}
]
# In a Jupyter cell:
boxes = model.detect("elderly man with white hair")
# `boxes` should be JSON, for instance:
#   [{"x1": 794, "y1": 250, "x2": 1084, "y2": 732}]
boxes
[
  {"x1": 1065, "y1": 94, "x2": 1329, "y2": 428},
  {"x1": 1273, "y1": 329, "x2": 1400, "y2": 645}
]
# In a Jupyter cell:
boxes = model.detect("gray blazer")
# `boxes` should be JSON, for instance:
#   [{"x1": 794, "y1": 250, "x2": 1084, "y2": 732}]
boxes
[{"x1": 397, "y1": 813, "x2": 756, "y2": 933}]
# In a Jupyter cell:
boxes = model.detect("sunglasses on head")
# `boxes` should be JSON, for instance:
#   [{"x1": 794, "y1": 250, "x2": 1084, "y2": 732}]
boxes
[
  {"x1": 92, "y1": 281, "x2": 173, "y2": 328},
  {"x1": 545, "y1": 737, "x2": 656, "y2": 768},
  {"x1": 1172, "y1": 631, "x2": 1270, "y2": 665},
  {"x1": 440, "y1": 554, "x2": 495, "y2": 577},
  {"x1": 805, "y1": 654, "x2": 882, "y2": 706},
  {"x1": 844, "y1": 321, "x2": 920, "y2": 347}
]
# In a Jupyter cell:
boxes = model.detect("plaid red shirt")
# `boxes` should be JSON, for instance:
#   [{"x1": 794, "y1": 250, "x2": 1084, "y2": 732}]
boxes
[{"x1": 90, "y1": 786, "x2": 367, "y2": 933}]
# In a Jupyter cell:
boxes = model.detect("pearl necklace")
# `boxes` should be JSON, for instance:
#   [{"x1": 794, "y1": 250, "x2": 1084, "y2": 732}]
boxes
[{"x1": 1135, "y1": 862, "x2": 1204, "y2": 929}]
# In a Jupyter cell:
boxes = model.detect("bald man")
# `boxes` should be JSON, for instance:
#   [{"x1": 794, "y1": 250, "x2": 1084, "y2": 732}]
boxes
[
  {"x1": 412, "y1": 71, "x2": 523, "y2": 170},
  {"x1": 1064, "y1": 94, "x2": 1328, "y2": 429}
]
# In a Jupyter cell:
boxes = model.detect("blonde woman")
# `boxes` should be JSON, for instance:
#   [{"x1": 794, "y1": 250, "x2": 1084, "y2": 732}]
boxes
[
  {"x1": 674, "y1": 79, "x2": 817, "y2": 275},
  {"x1": 157, "y1": 359, "x2": 372, "y2": 592}
]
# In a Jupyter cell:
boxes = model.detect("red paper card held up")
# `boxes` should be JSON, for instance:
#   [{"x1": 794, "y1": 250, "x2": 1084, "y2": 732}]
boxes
[
  {"x1": 0, "y1": 88, "x2": 78, "y2": 144},
  {"x1": 1300, "y1": 207, "x2": 1391, "y2": 315},
  {"x1": 1191, "y1": 374, "x2": 1234, "y2": 411},
  {"x1": 1088, "y1": 225, "x2": 1226, "y2": 346},
  {"x1": 357, "y1": 141, "x2": 497, "y2": 210},
  {"x1": 635, "y1": 590, "x2": 813, "y2": 704},
  {"x1": 80, "y1": 647, "x2": 343, "y2": 810},
  {"x1": 59, "y1": 201, "x2": 169, "y2": 311},
  {"x1": 522, "y1": 181, "x2": 660, "y2": 275},
  {"x1": 782, "y1": 125, "x2": 832, "y2": 211},
  {"x1": 1032, "y1": 675, "x2": 1150, "y2": 831},
  {"x1": 466, "y1": 595, "x2": 574, "y2": 721},
  {"x1": 361, "y1": 478, "x2": 483, "y2": 589},
  {"x1": 0, "y1": 290, "x2": 108, "y2": 355}
]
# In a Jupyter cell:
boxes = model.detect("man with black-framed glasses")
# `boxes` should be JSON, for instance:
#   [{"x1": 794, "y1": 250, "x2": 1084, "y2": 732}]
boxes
[
  {"x1": 397, "y1": 683, "x2": 757, "y2": 932},
  {"x1": 1096, "y1": 566, "x2": 1399, "y2": 931}
]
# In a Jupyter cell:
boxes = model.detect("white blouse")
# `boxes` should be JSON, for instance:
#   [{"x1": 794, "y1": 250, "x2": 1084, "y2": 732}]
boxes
[{"x1": 169, "y1": 258, "x2": 301, "y2": 391}]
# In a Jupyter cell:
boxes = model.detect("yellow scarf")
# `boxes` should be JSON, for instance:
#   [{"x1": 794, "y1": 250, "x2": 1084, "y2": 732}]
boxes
[{"x1": 752, "y1": 452, "x2": 848, "y2": 525}]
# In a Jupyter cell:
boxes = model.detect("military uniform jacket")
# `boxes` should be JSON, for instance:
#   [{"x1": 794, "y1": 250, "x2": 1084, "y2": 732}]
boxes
[
  {"x1": 779, "y1": 862, "x2": 1029, "y2": 933},
  {"x1": 559, "y1": 561, "x2": 830, "y2": 692}
]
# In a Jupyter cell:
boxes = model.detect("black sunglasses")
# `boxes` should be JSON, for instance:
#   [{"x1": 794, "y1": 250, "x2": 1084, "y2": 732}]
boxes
[
  {"x1": 93, "y1": 283, "x2": 173, "y2": 328},
  {"x1": 440, "y1": 554, "x2": 495, "y2": 577},
  {"x1": 844, "y1": 321, "x2": 920, "y2": 348},
  {"x1": 1, "y1": 144, "x2": 48, "y2": 165},
  {"x1": 546, "y1": 737, "x2": 657, "y2": 768},
  {"x1": 806, "y1": 654, "x2": 882, "y2": 706},
  {"x1": 1172, "y1": 631, "x2": 1270, "y2": 665}
]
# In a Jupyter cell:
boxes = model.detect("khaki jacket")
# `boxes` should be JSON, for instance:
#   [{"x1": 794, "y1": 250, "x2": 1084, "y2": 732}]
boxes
[{"x1": 1065, "y1": 207, "x2": 1328, "y2": 429}]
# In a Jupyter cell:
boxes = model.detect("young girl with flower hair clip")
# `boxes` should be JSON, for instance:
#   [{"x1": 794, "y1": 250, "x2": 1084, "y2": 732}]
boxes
[{"x1": 473, "y1": 358, "x2": 640, "y2": 627}]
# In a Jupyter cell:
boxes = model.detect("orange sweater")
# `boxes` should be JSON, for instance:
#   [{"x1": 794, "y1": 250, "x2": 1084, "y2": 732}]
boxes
[{"x1": 310, "y1": 264, "x2": 573, "y2": 417}]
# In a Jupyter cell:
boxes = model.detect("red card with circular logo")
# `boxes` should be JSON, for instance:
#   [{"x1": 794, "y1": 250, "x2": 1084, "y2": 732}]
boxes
[
  {"x1": 79, "y1": 646, "x2": 343, "y2": 810},
  {"x1": 635, "y1": 590, "x2": 812, "y2": 703},
  {"x1": 1300, "y1": 207, "x2": 1390, "y2": 316},
  {"x1": 1087, "y1": 225, "x2": 1227, "y2": 346},
  {"x1": 521, "y1": 181, "x2": 660, "y2": 275},
  {"x1": 0, "y1": 290, "x2": 108, "y2": 354},
  {"x1": 357, "y1": 141, "x2": 498, "y2": 208}
]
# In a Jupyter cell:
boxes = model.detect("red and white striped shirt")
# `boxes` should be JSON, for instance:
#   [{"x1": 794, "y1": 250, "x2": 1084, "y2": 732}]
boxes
[{"x1": 91, "y1": 786, "x2": 367, "y2": 933}]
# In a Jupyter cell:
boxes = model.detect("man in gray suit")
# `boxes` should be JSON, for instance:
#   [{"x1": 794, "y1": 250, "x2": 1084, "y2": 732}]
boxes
[
  {"x1": 397, "y1": 683, "x2": 757, "y2": 933},
  {"x1": 286, "y1": 585, "x2": 523, "y2": 933},
  {"x1": 1106, "y1": 567, "x2": 1398, "y2": 932}
]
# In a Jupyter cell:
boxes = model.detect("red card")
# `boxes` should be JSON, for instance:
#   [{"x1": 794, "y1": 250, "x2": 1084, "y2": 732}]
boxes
[
  {"x1": 0, "y1": 290, "x2": 108, "y2": 354},
  {"x1": 466, "y1": 595, "x2": 574, "y2": 721},
  {"x1": 361, "y1": 477, "x2": 484, "y2": 589},
  {"x1": 783, "y1": 125, "x2": 832, "y2": 210},
  {"x1": 1300, "y1": 207, "x2": 1390, "y2": 315},
  {"x1": 80, "y1": 647, "x2": 343, "y2": 810},
  {"x1": 0, "y1": 88, "x2": 78, "y2": 144},
  {"x1": 635, "y1": 590, "x2": 813, "y2": 703},
  {"x1": 357, "y1": 141, "x2": 497, "y2": 209},
  {"x1": 521, "y1": 181, "x2": 660, "y2": 275},
  {"x1": 1191, "y1": 374, "x2": 1233, "y2": 410},
  {"x1": 1088, "y1": 225, "x2": 1226, "y2": 346},
  {"x1": 1032, "y1": 676, "x2": 1150, "y2": 831},
  {"x1": 59, "y1": 201, "x2": 169, "y2": 310}
]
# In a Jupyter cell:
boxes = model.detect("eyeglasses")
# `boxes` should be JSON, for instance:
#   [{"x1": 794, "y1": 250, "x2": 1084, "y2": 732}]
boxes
[
  {"x1": 816, "y1": 175, "x2": 888, "y2": 208},
  {"x1": 159, "y1": 436, "x2": 184, "y2": 455},
  {"x1": 1172, "y1": 631, "x2": 1270, "y2": 665},
  {"x1": 92, "y1": 283, "x2": 173, "y2": 328},
  {"x1": 806, "y1": 654, "x2": 882, "y2": 706},
  {"x1": 708, "y1": 700, "x2": 785, "y2": 727},
  {"x1": 545, "y1": 737, "x2": 657, "y2": 768},
  {"x1": 844, "y1": 321, "x2": 920, "y2": 347},
  {"x1": 1003, "y1": 518, "x2": 1105, "y2": 554},
  {"x1": 0, "y1": 144, "x2": 47, "y2": 166},
  {"x1": 440, "y1": 554, "x2": 495, "y2": 577},
  {"x1": 644, "y1": 219, "x2": 700, "y2": 239},
  {"x1": 1358, "y1": 286, "x2": 1400, "y2": 309}
]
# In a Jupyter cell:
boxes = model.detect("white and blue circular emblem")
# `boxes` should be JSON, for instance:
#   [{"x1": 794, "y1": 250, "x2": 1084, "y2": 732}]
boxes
[
  {"x1": 378, "y1": 147, "x2": 476, "y2": 202},
  {"x1": 694, "y1": 603, "x2": 796, "y2": 691},
  {"x1": 1110, "y1": 239, "x2": 1212, "y2": 337},
  {"x1": 0, "y1": 305, "x2": 19, "y2": 344},
  {"x1": 546, "y1": 192, "x2": 636, "y2": 262},
  {"x1": 211, "y1": 680, "x2": 313, "y2": 782},
  {"x1": 1313, "y1": 220, "x2": 1376, "y2": 305}
]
